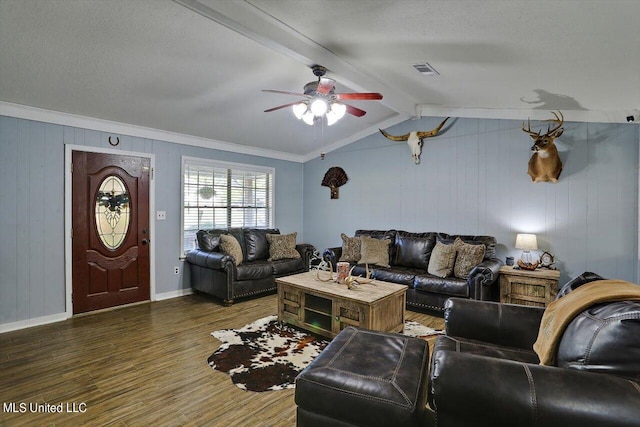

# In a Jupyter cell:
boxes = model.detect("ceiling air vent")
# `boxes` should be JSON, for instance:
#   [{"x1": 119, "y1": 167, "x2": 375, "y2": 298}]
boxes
[{"x1": 412, "y1": 62, "x2": 439, "y2": 76}]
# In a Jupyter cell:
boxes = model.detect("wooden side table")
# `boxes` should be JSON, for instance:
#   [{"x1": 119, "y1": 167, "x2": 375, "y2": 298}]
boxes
[{"x1": 499, "y1": 265, "x2": 561, "y2": 307}]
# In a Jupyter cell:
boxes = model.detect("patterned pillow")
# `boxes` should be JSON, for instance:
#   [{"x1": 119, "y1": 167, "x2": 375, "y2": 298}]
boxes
[
  {"x1": 427, "y1": 241, "x2": 457, "y2": 278},
  {"x1": 219, "y1": 234, "x2": 243, "y2": 265},
  {"x1": 359, "y1": 236, "x2": 391, "y2": 268},
  {"x1": 339, "y1": 233, "x2": 361, "y2": 263},
  {"x1": 453, "y1": 237, "x2": 486, "y2": 279},
  {"x1": 266, "y1": 232, "x2": 301, "y2": 261}
]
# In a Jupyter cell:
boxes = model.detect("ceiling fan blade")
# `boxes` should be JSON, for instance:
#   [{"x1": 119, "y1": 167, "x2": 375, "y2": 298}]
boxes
[
  {"x1": 344, "y1": 104, "x2": 367, "y2": 117},
  {"x1": 264, "y1": 101, "x2": 303, "y2": 113},
  {"x1": 262, "y1": 89, "x2": 309, "y2": 98},
  {"x1": 315, "y1": 77, "x2": 335, "y2": 95},
  {"x1": 335, "y1": 92, "x2": 383, "y2": 100}
]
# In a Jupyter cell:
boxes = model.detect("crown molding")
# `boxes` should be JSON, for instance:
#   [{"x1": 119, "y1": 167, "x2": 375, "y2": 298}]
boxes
[{"x1": 0, "y1": 101, "x2": 306, "y2": 163}]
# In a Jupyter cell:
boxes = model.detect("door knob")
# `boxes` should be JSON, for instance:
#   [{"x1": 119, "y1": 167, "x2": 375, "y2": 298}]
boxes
[{"x1": 142, "y1": 239, "x2": 149, "y2": 245}]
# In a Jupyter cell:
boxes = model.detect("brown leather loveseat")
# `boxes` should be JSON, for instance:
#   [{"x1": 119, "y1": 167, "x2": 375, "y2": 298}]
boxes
[{"x1": 186, "y1": 228, "x2": 315, "y2": 305}]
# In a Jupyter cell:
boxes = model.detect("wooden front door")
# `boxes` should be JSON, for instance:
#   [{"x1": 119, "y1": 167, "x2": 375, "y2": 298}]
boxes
[{"x1": 72, "y1": 151, "x2": 150, "y2": 314}]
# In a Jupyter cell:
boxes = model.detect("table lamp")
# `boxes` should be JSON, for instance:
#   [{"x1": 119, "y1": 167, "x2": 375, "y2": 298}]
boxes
[{"x1": 515, "y1": 233, "x2": 538, "y2": 265}]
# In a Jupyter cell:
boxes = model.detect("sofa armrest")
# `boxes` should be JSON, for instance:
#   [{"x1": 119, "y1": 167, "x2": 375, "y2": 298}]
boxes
[
  {"x1": 444, "y1": 298, "x2": 545, "y2": 349},
  {"x1": 322, "y1": 247, "x2": 342, "y2": 271},
  {"x1": 466, "y1": 257, "x2": 503, "y2": 301},
  {"x1": 296, "y1": 243, "x2": 316, "y2": 271},
  {"x1": 185, "y1": 249, "x2": 235, "y2": 270},
  {"x1": 429, "y1": 351, "x2": 640, "y2": 427}
]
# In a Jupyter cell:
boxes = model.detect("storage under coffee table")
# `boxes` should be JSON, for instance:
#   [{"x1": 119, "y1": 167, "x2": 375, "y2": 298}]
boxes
[{"x1": 276, "y1": 271, "x2": 406, "y2": 338}]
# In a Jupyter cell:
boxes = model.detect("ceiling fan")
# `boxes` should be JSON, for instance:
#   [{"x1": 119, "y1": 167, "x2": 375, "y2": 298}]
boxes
[{"x1": 263, "y1": 65, "x2": 383, "y2": 126}]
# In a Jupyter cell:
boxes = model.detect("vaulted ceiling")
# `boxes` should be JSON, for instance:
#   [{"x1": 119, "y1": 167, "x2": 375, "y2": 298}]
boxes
[{"x1": 1, "y1": 0, "x2": 638, "y2": 161}]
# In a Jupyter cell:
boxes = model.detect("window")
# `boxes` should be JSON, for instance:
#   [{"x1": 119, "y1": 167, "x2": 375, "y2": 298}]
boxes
[{"x1": 181, "y1": 157, "x2": 274, "y2": 254}]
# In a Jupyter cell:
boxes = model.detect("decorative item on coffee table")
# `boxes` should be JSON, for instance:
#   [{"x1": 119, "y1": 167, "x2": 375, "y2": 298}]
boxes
[{"x1": 499, "y1": 265, "x2": 560, "y2": 307}]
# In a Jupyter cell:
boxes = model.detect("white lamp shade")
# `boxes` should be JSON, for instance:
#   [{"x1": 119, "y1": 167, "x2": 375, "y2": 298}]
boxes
[
  {"x1": 292, "y1": 102, "x2": 307, "y2": 119},
  {"x1": 331, "y1": 102, "x2": 346, "y2": 120},
  {"x1": 310, "y1": 98, "x2": 328, "y2": 116},
  {"x1": 515, "y1": 233, "x2": 538, "y2": 251},
  {"x1": 301, "y1": 110, "x2": 315, "y2": 125}
]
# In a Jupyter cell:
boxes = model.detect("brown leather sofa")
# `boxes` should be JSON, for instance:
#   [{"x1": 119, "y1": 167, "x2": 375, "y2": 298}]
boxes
[
  {"x1": 323, "y1": 230, "x2": 502, "y2": 313},
  {"x1": 186, "y1": 228, "x2": 315, "y2": 305},
  {"x1": 295, "y1": 274, "x2": 640, "y2": 427}
]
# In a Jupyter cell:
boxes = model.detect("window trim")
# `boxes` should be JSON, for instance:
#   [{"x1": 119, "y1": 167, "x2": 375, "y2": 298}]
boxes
[{"x1": 180, "y1": 156, "x2": 276, "y2": 257}]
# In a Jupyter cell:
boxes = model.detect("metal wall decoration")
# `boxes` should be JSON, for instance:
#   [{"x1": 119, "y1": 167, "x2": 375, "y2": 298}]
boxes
[{"x1": 321, "y1": 167, "x2": 348, "y2": 199}]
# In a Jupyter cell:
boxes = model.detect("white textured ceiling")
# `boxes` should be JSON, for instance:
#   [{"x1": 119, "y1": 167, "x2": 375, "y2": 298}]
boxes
[{"x1": 1, "y1": 0, "x2": 638, "y2": 160}]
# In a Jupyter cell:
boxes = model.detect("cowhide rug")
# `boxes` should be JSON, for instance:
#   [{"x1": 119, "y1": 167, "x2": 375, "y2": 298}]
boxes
[{"x1": 207, "y1": 315, "x2": 443, "y2": 392}]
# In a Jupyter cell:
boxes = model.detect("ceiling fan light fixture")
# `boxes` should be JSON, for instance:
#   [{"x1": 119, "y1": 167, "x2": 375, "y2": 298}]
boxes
[
  {"x1": 302, "y1": 110, "x2": 315, "y2": 125},
  {"x1": 292, "y1": 102, "x2": 307, "y2": 119},
  {"x1": 330, "y1": 102, "x2": 346, "y2": 120},
  {"x1": 310, "y1": 98, "x2": 328, "y2": 116}
]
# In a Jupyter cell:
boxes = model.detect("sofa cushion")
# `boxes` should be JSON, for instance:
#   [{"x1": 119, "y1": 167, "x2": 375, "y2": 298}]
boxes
[
  {"x1": 196, "y1": 229, "x2": 225, "y2": 252},
  {"x1": 355, "y1": 230, "x2": 398, "y2": 262},
  {"x1": 394, "y1": 232, "x2": 436, "y2": 270},
  {"x1": 359, "y1": 236, "x2": 391, "y2": 267},
  {"x1": 339, "y1": 233, "x2": 361, "y2": 263},
  {"x1": 365, "y1": 266, "x2": 419, "y2": 287},
  {"x1": 236, "y1": 260, "x2": 273, "y2": 281},
  {"x1": 244, "y1": 228, "x2": 279, "y2": 262},
  {"x1": 220, "y1": 234, "x2": 243, "y2": 265},
  {"x1": 558, "y1": 300, "x2": 640, "y2": 381},
  {"x1": 266, "y1": 232, "x2": 300, "y2": 261},
  {"x1": 437, "y1": 233, "x2": 497, "y2": 260},
  {"x1": 271, "y1": 257, "x2": 305, "y2": 276},
  {"x1": 433, "y1": 335, "x2": 540, "y2": 364},
  {"x1": 414, "y1": 274, "x2": 469, "y2": 297},
  {"x1": 427, "y1": 241, "x2": 456, "y2": 278},
  {"x1": 453, "y1": 237, "x2": 485, "y2": 279}
]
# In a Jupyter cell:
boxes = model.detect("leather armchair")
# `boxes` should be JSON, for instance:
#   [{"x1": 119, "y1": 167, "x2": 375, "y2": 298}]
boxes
[{"x1": 428, "y1": 297, "x2": 640, "y2": 427}]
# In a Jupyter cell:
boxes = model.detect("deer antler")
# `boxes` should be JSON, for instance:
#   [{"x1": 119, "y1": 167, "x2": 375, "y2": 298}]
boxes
[
  {"x1": 344, "y1": 264, "x2": 373, "y2": 289},
  {"x1": 315, "y1": 261, "x2": 334, "y2": 282},
  {"x1": 542, "y1": 111, "x2": 564, "y2": 137},
  {"x1": 522, "y1": 111, "x2": 564, "y2": 138}
]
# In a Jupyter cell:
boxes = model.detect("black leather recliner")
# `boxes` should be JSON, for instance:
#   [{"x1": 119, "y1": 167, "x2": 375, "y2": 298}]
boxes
[{"x1": 429, "y1": 293, "x2": 640, "y2": 426}]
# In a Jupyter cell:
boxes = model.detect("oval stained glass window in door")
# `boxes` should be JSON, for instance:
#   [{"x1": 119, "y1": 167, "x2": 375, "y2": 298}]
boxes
[{"x1": 95, "y1": 175, "x2": 131, "y2": 250}]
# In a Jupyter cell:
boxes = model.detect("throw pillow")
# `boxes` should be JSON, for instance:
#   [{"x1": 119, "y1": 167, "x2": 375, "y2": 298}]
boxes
[
  {"x1": 427, "y1": 241, "x2": 457, "y2": 278},
  {"x1": 339, "y1": 233, "x2": 361, "y2": 263},
  {"x1": 359, "y1": 236, "x2": 391, "y2": 268},
  {"x1": 266, "y1": 232, "x2": 301, "y2": 261},
  {"x1": 453, "y1": 237, "x2": 485, "y2": 279},
  {"x1": 219, "y1": 234, "x2": 243, "y2": 265}
]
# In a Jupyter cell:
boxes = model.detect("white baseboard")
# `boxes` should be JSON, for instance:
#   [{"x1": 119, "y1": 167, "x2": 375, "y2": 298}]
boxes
[
  {"x1": 0, "y1": 290, "x2": 194, "y2": 333},
  {"x1": 155, "y1": 288, "x2": 193, "y2": 301},
  {"x1": 0, "y1": 312, "x2": 68, "y2": 334}
]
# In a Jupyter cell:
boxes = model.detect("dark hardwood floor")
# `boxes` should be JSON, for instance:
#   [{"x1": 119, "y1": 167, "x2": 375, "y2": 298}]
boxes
[{"x1": 0, "y1": 293, "x2": 444, "y2": 426}]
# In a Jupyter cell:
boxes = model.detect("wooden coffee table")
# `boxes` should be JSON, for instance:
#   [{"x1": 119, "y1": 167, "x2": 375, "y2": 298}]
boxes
[{"x1": 276, "y1": 271, "x2": 406, "y2": 338}]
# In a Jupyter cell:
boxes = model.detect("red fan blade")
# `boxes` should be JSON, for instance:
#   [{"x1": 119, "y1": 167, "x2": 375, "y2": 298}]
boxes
[
  {"x1": 344, "y1": 104, "x2": 367, "y2": 117},
  {"x1": 316, "y1": 77, "x2": 335, "y2": 95},
  {"x1": 264, "y1": 101, "x2": 303, "y2": 113},
  {"x1": 335, "y1": 92, "x2": 383, "y2": 100},
  {"x1": 262, "y1": 89, "x2": 310, "y2": 98}
]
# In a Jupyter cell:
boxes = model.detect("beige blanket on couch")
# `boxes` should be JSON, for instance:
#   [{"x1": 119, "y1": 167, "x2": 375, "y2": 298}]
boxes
[{"x1": 533, "y1": 279, "x2": 640, "y2": 365}]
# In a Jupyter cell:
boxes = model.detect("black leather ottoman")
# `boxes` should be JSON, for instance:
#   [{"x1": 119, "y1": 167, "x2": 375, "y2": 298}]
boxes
[{"x1": 295, "y1": 326, "x2": 431, "y2": 427}]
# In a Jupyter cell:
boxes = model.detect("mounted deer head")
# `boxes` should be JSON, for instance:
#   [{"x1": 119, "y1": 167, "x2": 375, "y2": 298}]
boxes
[
  {"x1": 522, "y1": 111, "x2": 564, "y2": 183},
  {"x1": 379, "y1": 117, "x2": 449, "y2": 164}
]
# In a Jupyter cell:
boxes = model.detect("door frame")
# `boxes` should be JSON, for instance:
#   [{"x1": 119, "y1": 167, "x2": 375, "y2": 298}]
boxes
[{"x1": 64, "y1": 144, "x2": 156, "y2": 318}]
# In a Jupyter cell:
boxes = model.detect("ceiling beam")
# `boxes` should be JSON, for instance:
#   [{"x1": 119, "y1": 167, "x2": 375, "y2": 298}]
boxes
[{"x1": 173, "y1": 0, "x2": 417, "y2": 118}]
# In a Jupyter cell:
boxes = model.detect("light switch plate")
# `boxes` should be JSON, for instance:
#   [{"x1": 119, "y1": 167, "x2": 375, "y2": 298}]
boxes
[{"x1": 156, "y1": 211, "x2": 166, "y2": 220}]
